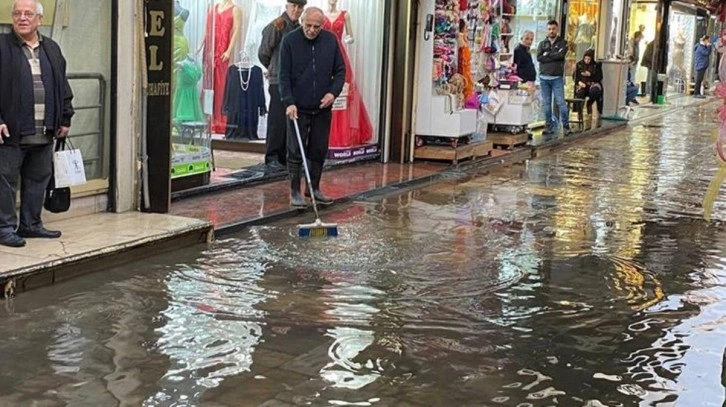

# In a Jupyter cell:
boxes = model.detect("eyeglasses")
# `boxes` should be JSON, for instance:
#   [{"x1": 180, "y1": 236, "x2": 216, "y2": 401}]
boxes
[{"x1": 12, "y1": 11, "x2": 37, "y2": 19}]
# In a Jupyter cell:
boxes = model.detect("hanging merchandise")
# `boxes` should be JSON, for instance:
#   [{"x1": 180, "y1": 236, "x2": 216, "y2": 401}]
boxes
[
  {"x1": 433, "y1": 0, "x2": 460, "y2": 87},
  {"x1": 222, "y1": 64, "x2": 267, "y2": 140}
]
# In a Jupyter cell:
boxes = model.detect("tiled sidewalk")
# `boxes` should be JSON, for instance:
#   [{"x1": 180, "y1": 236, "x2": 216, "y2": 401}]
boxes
[
  {"x1": 0, "y1": 212, "x2": 212, "y2": 283},
  {"x1": 171, "y1": 162, "x2": 449, "y2": 230}
]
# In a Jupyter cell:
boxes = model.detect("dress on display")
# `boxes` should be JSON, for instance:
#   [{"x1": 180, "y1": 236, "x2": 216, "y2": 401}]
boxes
[
  {"x1": 323, "y1": 11, "x2": 374, "y2": 148},
  {"x1": 222, "y1": 65, "x2": 267, "y2": 140},
  {"x1": 174, "y1": 59, "x2": 204, "y2": 123},
  {"x1": 203, "y1": 4, "x2": 234, "y2": 134},
  {"x1": 173, "y1": 15, "x2": 189, "y2": 65}
]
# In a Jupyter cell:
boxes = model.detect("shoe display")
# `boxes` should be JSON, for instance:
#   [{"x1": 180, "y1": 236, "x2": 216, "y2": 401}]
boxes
[
  {"x1": 17, "y1": 227, "x2": 61, "y2": 239},
  {"x1": 0, "y1": 233, "x2": 26, "y2": 247}
]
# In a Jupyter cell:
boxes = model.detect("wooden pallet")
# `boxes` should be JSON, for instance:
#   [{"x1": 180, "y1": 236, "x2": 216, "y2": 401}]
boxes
[
  {"x1": 414, "y1": 140, "x2": 493, "y2": 164},
  {"x1": 489, "y1": 132, "x2": 529, "y2": 150}
]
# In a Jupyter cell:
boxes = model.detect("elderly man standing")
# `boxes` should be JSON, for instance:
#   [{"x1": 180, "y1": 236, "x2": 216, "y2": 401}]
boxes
[
  {"x1": 279, "y1": 7, "x2": 345, "y2": 208},
  {"x1": 0, "y1": 0, "x2": 74, "y2": 248},
  {"x1": 258, "y1": 0, "x2": 305, "y2": 172},
  {"x1": 513, "y1": 30, "x2": 536, "y2": 84}
]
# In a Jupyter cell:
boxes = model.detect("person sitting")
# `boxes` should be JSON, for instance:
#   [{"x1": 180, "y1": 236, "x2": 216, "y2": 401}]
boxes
[
  {"x1": 626, "y1": 68, "x2": 639, "y2": 106},
  {"x1": 573, "y1": 49, "x2": 603, "y2": 114}
]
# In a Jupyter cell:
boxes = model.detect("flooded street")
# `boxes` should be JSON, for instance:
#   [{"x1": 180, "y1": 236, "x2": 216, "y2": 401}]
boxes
[{"x1": 3, "y1": 104, "x2": 726, "y2": 406}]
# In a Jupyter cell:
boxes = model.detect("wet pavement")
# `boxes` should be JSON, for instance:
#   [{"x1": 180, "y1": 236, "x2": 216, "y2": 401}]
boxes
[{"x1": 2, "y1": 102, "x2": 726, "y2": 406}]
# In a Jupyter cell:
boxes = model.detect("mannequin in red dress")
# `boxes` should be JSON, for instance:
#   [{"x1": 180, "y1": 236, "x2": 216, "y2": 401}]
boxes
[
  {"x1": 323, "y1": 0, "x2": 374, "y2": 148},
  {"x1": 201, "y1": 0, "x2": 242, "y2": 134}
]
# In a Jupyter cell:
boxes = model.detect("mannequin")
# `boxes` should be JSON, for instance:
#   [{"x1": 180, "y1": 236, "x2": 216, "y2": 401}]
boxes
[
  {"x1": 324, "y1": 0, "x2": 374, "y2": 147},
  {"x1": 174, "y1": 54, "x2": 204, "y2": 123},
  {"x1": 574, "y1": 13, "x2": 595, "y2": 60},
  {"x1": 173, "y1": 0, "x2": 190, "y2": 65},
  {"x1": 672, "y1": 29, "x2": 686, "y2": 77},
  {"x1": 201, "y1": 0, "x2": 243, "y2": 134}
]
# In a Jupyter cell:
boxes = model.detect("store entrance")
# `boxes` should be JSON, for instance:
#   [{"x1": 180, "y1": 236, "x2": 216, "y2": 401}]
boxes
[
  {"x1": 628, "y1": 1, "x2": 659, "y2": 103},
  {"x1": 170, "y1": 0, "x2": 387, "y2": 198}
]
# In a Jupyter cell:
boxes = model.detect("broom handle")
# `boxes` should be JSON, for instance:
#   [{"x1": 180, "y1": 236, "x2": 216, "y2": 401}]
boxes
[{"x1": 292, "y1": 118, "x2": 320, "y2": 220}]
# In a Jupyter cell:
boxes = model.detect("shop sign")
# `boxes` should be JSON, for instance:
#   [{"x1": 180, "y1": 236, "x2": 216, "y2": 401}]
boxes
[
  {"x1": 329, "y1": 145, "x2": 379, "y2": 159},
  {"x1": 144, "y1": 0, "x2": 173, "y2": 213}
]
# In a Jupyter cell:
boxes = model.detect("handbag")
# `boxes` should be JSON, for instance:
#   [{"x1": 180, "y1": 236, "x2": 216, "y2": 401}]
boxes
[{"x1": 44, "y1": 139, "x2": 71, "y2": 213}]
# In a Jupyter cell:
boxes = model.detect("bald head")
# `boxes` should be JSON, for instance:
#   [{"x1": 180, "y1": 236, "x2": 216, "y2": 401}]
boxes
[{"x1": 301, "y1": 7, "x2": 325, "y2": 40}]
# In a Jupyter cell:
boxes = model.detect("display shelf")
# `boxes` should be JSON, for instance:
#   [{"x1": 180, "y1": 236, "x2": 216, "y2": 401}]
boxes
[
  {"x1": 414, "y1": 140, "x2": 493, "y2": 164},
  {"x1": 489, "y1": 132, "x2": 530, "y2": 149}
]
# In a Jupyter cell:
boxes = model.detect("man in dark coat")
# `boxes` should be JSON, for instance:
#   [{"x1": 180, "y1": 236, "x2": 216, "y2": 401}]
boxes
[
  {"x1": 279, "y1": 7, "x2": 345, "y2": 207},
  {"x1": 258, "y1": 0, "x2": 305, "y2": 171},
  {"x1": 0, "y1": 0, "x2": 74, "y2": 247}
]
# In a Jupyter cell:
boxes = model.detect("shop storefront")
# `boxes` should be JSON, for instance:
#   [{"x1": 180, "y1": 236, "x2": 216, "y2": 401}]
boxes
[
  {"x1": 667, "y1": 3, "x2": 698, "y2": 95},
  {"x1": 412, "y1": 0, "x2": 641, "y2": 161},
  {"x1": 628, "y1": 1, "x2": 659, "y2": 99},
  {"x1": 1, "y1": 0, "x2": 117, "y2": 214},
  {"x1": 169, "y1": 0, "x2": 389, "y2": 193}
]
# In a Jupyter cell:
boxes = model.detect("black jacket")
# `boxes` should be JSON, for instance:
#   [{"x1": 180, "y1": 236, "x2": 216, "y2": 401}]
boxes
[
  {"x1": 0, "y1": 33, "x2": 74, "y2": 146},
  {"x1": 574, "y1": 60, "x2": 603, "y2": 87},
  {"x1": 278, "y1": 28, "x2": 346, "y2": 112},
  {"x1": 258, "y1": 12, "x2": 299, "y2": 86},
  {"x1": 513, "y1": 43, "x2": 536, "y2": 82},
  {"x1": 536, "y1": 36, "x2": 568, "y2": 77}
]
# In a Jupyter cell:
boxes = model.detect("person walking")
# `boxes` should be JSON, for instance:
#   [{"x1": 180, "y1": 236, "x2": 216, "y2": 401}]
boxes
[
  {"x1": 513, "y1": 30, "x2": 536, "y2": 84},
  {"x1": 694, "y1": 35, "x2": 713, "y2": 98},
  {"x1": 279, "y1": 7, "x2": 345, "y2": 207},
  {"x1": 258, "y1": 0, "x2": 305, "y2": 171},
  {"x1": 0, "y1": 0, "x2": 74, "y2": 248},
  {"x1": 537, "y1": 20, "x2": 570, "y2": 135}
]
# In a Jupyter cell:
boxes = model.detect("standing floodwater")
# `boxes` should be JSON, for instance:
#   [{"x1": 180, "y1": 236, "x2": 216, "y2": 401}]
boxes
[{"x1": 2, "y1": 106, "x2": 726, "y2": 406}]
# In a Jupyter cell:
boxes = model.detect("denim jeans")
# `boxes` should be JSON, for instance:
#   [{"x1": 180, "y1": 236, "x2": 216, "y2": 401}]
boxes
[
  {"x1": 0, "y1": 143, "x2": 53, "y2": 235},
  {"x1": 540, "y1": 76, "x2": 569, "y2": 128}
]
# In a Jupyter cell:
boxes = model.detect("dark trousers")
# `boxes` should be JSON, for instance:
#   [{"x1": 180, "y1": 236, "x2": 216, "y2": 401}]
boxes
[
  {"x1": 694, "y1": 68, "x2": 707, "y2": 96},
  {"x1": 286, "y1": 110, "x2": 331, "y2": 188},
  {"x1": 265, "y1": 84, "x2": 287, "y2": 165},
  {"x1": 575, "y1": 84, "x2": 603, "y2": 114},
  {"x1": 0, "y1": 143, "x2": 53, "y2": 235}
]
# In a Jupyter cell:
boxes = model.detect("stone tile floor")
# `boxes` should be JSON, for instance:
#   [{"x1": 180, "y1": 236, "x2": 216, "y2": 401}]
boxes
[{"x1": 0, "y1": 212, "x2": 211, "y2": 277}]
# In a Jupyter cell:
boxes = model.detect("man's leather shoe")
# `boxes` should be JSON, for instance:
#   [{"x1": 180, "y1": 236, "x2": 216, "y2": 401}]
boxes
[
  {"x1": 0, "y1": 233, "x2": 26, "y2": 248},
  {"x1": 17, "y1": 227, "x2": 61, "y2": 239},
  {"x1": 305, "y1": 189, "x2": 334, "y2": 205}
]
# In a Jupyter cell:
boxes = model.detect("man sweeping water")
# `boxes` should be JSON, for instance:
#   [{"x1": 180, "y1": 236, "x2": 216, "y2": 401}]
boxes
[
  {"x1": 278, "y1": 6, "x2": 346, "y2": 209},
  {"x1": 279, "y1": 7, "x2": 345, "y2": 237}
]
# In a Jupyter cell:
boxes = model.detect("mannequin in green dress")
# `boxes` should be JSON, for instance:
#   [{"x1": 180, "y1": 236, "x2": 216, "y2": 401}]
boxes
[
  {"x1": 173, "y1": 1, "x2": 190, "y2": 65},
  {"x1": 174, "y1": 55, "x2": 204, "y2": 122}
]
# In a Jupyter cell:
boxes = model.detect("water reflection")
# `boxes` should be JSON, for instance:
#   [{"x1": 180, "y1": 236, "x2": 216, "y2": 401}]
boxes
[{"x1": 145, "y1": 243, "x2": 268, "y2": 405}]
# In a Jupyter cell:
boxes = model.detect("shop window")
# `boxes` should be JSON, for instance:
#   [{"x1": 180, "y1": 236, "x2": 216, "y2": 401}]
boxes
[
  {"x1": 171, "y1": 0, "x2": 386, "y2": 190},
  {"x1": 667, "y1": 9, "x2": 696, "y2": 95},
  {"x1": 628, "y1": 2, "x2": 658, "y2": 97},
  {"x1": 0, "y1": 0, "x2": 112, "y2": 184},
  {"x1": 509, "y1": 0, "x2": 559, "y2": 76},
  {"x1": 565, "y1": 0, "x2": 599, "y2": 96}
]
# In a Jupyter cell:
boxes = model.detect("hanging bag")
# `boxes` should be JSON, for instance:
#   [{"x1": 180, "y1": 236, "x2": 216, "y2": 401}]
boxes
[
  {"x1": 52, "y1": 137, "x2": 86, "y2": 187},
  {"x1": 44, "y1": 139, "x2": 71, "y2": 213}
]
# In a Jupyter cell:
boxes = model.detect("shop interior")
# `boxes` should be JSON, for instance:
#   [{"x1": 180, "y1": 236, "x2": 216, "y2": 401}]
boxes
[
  {"x1": 171, "y1": 0, "x2": 385, "y2": 193},
  {"x1": 666, "y1": 7, "x2": 696, "y2": 96},
  {"x1": 564, "y1": 0, "x2": 599, "y2": 97},
  {"x1": 628, "y1": 1, "x2": 658, "y2": 103}
]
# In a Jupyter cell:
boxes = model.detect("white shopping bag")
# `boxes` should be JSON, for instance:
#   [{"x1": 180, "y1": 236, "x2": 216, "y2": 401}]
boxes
[{"x1": 53, "y1": 142, "x2": 86, "y2": 187}]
